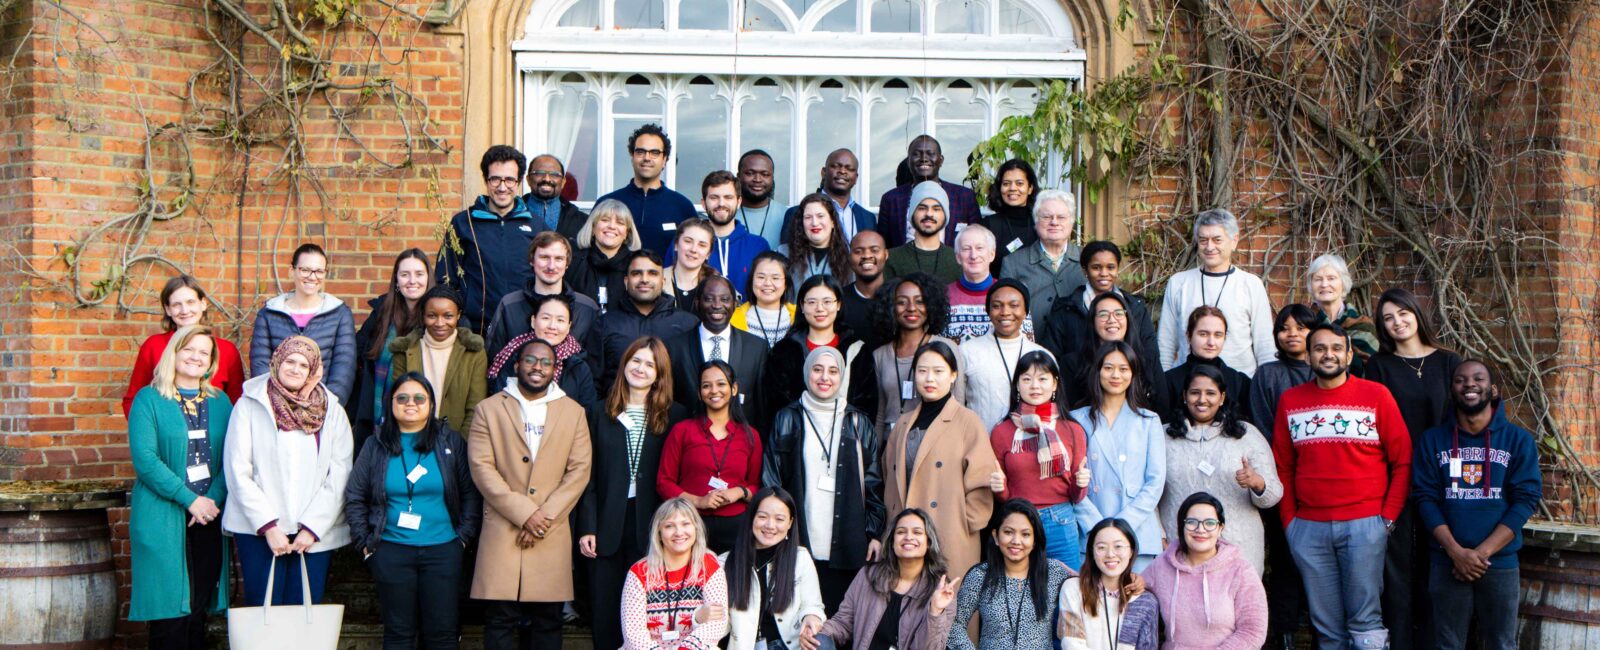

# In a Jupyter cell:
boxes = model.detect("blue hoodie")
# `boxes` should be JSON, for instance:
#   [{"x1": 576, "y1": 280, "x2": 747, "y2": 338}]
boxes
[
  {"x1": 666, "y1": 221, "x2": 770, "y2": 297},
  {"x1": 597, "y1": 181, "x2": 699, "y2": 255},
  {"x1": 1412, "y1": 407, "x2": 1542, "y2": 567},
  {"x1": 436, "y1": 195, "x2": 538, "y2": 331}
]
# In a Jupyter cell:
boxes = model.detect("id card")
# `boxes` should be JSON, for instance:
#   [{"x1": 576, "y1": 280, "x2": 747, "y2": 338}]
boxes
[
  {"x1": 397, "y1": 511, "x2": 422, "y2": 530},
  {"x1": 662, "y1": 222, "x2": 677, "y2": 232},
  {"x1": 598, "y1": 287, "x2": 608, "y2": 306},
  {"x1": 1007, "y1": 238, "x2": 1024, "y2": 253},
  {"x1": 1449, "y1": 457, "x2": 1462, "y2": 478},
  {"x1": 187, "y1": 429, "x2": 206, "y2": 440},
  {"x1": 661, "y1": 629, "x2": 681, "y2": 642},
  {"x1": 186, "y1": 464, "x2": 210, "y2": 482},
  {"x1": 708, "y1": 476, "x2": 730, "y2": 490},
  {"x1": 1196, "y1": 460, "x2": 1215, "y2": 476},
  {"x1": 901, "y1": 380, "x2": 914, "y2": 400},
  {"x1": 816, "y1": 472, "x2": 837, "y2": 493},
  {"x1": 407, "y1": 464, "x2": 429, "y2": 483}
]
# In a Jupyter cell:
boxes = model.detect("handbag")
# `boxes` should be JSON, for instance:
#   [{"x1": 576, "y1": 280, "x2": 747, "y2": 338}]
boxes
[{"x1": 226, "y1": 553, "x2": 344, "y2": 649}]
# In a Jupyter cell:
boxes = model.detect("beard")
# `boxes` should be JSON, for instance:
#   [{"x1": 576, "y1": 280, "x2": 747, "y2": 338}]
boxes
[
  {"x1": 1456, "y1": 393, "x2": 1494, "y2": 415},
  {"x1": 741, "y1": 185, "x2": 774, "y2": 204},
  {"x1": 518, "y1": 374, "x2": 551, "y2": 395},
  {"x1": 1312, "y1": 361, "x2": 1348, "y2": 380}
]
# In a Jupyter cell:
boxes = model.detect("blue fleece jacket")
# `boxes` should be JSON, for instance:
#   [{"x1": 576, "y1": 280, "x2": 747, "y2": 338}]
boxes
[
  {"x1": 597, "y1": 182, "x2": 699, "y2": 255},
  {"x1": 436, "y1": 195, "x2": 539, "y2": 331},
  {"x1": 1412, "y1": 407, "x2": 1542, "y2": 567},
  {"x1": 666, "y1": 221, "x2": 770, "y2": 297}
]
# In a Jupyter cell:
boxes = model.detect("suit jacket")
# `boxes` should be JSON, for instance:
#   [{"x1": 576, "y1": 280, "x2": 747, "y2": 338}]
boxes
[
  {"x1": 467, "y1": 390, "x2": 592, "y2": 601},
  {"x1": 881, "y1": 398, "x2": 999, "y2": 577},
  {"x1": 666, "y1": 326, "x2": 769, "y2": 423},
  {"x1": 576, "y1": 402, "x2": 688, "y2": 558}
]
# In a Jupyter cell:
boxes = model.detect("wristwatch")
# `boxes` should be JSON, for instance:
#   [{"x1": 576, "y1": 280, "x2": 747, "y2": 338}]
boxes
[{"x1": 1384, "y1": 519, "x2": 1396, "y2": 534}]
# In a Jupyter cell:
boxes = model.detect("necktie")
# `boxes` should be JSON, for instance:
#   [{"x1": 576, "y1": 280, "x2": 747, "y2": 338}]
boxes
[{"x1": 711, "y1": 335, "x2": 724, "y2": 362}]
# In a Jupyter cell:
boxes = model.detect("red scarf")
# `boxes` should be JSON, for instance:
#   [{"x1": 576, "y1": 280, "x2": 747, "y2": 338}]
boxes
[{"x1": 1009, "y1": 402, "x2": 1070, "y2": 479}]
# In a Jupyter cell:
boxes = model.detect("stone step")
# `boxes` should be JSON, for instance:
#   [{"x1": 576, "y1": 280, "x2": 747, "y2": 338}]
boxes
[{"x1": 210, "y1": 620, "x2": 596, "y2": 649}]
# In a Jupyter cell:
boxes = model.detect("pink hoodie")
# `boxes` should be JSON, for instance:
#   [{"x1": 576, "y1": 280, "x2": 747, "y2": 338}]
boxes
[{"x1": 1141, "y1": 539, "x2": 1268, "y2": 650}]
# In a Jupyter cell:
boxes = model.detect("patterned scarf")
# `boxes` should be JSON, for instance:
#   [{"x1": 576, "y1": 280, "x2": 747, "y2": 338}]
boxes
[
  {"x1": 266, "y1": 335, "x2": 327, "y2": 436},
  {"x1": 488, "y1": 332, "x2": 583, "y2": 382},
  {"x1": 1009, "y1": 402, "x2": 1070, "y2": 479}
]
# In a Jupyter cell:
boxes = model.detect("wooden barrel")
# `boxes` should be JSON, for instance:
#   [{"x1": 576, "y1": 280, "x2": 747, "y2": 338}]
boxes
[
  {"x1": 0, "y1": 510, "x2": 117, "y2": 649},
  {"x1": 1518, "y1": 541, "x2": 1600, "y2": 647}
]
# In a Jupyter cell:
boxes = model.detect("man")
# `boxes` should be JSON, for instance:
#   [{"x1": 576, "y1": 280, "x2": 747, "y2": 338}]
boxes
[
  {"x1": 1273, "y1": 324, "x2": 1411, "y2": 650},
  {"x1": 668, "y1": 171, "x2": 769, "y2": 297},
  {"x1": 1157, "y1": 208, "x2": 1276, "y2": 375},
  {"x1": 736, "y1": 149, "x2": 789, "y2": 249},
  {"x1": 874, "y1": 136, "x2": 982, "y2": 248},
  {"x1": 839, "y1": 230, "x2": 888, "y2": 351},
  {"x1": 485, "y1": 231, "x2": 601, "y2": 360},
  {"x1": 591, "y1": 250, "x2": 700, "y2": 390},
  {"x1": 666, "y1": 276, "x2": 769, "y2": 420},
  {"x1": 468, "y1": 338, "x2": 592, "y2": 650},
  {"x1": 781, "y1": 148, "x2": 877, "y2": 243},
  {"x1": 882, "y1": 181, "x2": 960, "y2": 285},
  {"x1": 1041, "y1": 240, "x2": 1159, "y2": 367},
  {"x1": 438, "y1": 145, "x2": 538, "y2": 332},
  {"x1": 998, "y1": 188, "x2": 1085, "y2": 328},
  {"x1": 522, "y1": 153, "x2": 588, "y2": 241},
  {"x1": 944, "y1": 223, "x2": 1000, "y2": 342},
  {"x1": 1412, "y1": 360, "x2": 1540, "y2": 650},
  {"x1": 597, "y1": 124, "x2": 699, "y2": 254}
]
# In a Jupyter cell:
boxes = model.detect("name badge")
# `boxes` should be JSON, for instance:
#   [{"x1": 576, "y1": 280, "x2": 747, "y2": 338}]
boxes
[
  {"x1": 187, "y1": 429, "x2": 207, "y2": 440},
  {"x1": 708, "y1": 476, "x2": 730, "y2": 491},
  {"x1": 187, "y1": 464, "x2": 210, "y2": 482},
  {"x1": 816, "y1": 472, "x2": 837, "y2": 493},
  {"x1": 1449, "y1": 457, "x2": 1462, "y2": 478},
  {"x1": 1007, "y1": 238, "x2": 1024, "y2": 253},
  {"x1": 1196, "y1": 460, "x2": 1215, "y2": 476},
  {"x1": 519, "y1": 225, "x2": 533, "y2": 232},
  {"x1": 397, "y1": 511, "x2": 422, "y2": 530},
  {"x1": 901, "y1": 380, "x2": 914, "y2": 400},
  {"x1": 662, "y1": 222, "x2": 677, "y2": 232},
  {"x1": 598, "y1": 287, "x2": 608, "y2": 306},
  {"x1": 661, "y1": 629, "x2": 681, "y2": 642},
  {"x1": 407, "y1": 464, "x2": 428, "y2": 483},
  {"x1": 739, "y1": 393, "x2": 746, "y2": 405},
  {"x1": 954, "y1": 223, "x2": 969, "y2": 234}
]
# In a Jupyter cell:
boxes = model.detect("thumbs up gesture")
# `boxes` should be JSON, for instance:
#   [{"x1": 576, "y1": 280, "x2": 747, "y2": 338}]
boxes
[
  {"x1": 1074, "y1": 458, "x2": 1092, "y2": 488},
  {"x1": 1235, "y1": 456, "x2": 1265, "y2": 492},
  {"x1": 989, "y1": 470, "x2": 1007, "y2": 494}
]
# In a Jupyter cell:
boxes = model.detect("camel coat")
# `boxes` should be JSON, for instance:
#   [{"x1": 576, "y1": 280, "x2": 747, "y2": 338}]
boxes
[
  {"x1": 882, "y1": 398, "x2": 999, "y2": 578},
  {"x1": 467, "y1": 389, "x2": 592, "y2": 601}
]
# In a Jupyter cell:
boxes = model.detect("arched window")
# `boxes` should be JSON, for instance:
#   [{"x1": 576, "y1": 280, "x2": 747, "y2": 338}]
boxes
[{"x1": 516, "y1": 0, "x2": 1083, "y2": 205}]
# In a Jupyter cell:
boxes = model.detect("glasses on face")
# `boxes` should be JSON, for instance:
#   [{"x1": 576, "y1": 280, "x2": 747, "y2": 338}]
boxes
[
  {"x1": 1039, "y1": 213, "x2": 1071, "y2": 223},
  {"x1": 804, "y1": 298, "x2": 838, "y2": 309},
  {"x1": 395, "y1": 393, "x2": 428, "y2": 405},
  {"x1": 631, "y1": 148, "x2": 665, "y2": 159},
  {"x1": 528, "y1": 171, "x2": 563, "y2": 180},
  {"x1": 486, "y1": 176, "x2": 520, "y2": 187},
  {"x1": 1183, "y1": 518, "x2": 1221, "y2": 532},
  {"x1": 521, "y1": 357, "x2": 557, "y2": 368},
  {"x1": 1095, "y1": 309, "x2": 1128, "y2": 321},
  {"x1": 296, "y1": 267, "x2": 327, "y2": 278}
]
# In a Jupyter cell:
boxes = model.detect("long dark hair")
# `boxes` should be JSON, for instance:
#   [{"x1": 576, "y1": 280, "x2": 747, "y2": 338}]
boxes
[
  {"x1": 378, "y1": 371, "x2": 445, "y2": 455},
  {"x1": 1372, "y1": 287, "x2": 1445, "y2": 354},
  {"x1": 698, "y1": 359, "x2": 753, "y2": 431},
  {"x1": 872, "y1": 272, "x2": 950, "y2": 344},
  {"x1": 366, "y1": 248, "x2": 433, "y2": 360},
  {"x1": 1084, "y1": 340, "x2": 1150, "y2": 426},
  {"x1": 1273, "y1": 303, "x2": 1318, "y2": 361},
  {"x1": 1166, "y1": 364, "x2": 1247, "y2": 439},
  {"x1": 986, "y1": 158, "x2": 1039, "y2": 213},
  {"x1": 869, "y1": 508, "x2": 948, "y2": 605},
  {"x1": 978, "y1": 499, "x2": 1052, "y2": 621},
  {"x1": 1006, "y1": 350, "x2": 1064, "y2": 414},
  {"x1": 726, "y1": 487, "x2": 801, "y2": 613},
  {"x1": 785, "y1": 194, "x2": 851, "y2": 282},
  {"x1": 1079, "y1": 518, "x2": 1140, "y2": 617},
  {"x1": 1176, "y1": 492, "x2": 1226, "y2": 557},
  {"x1": 786, "y1": 274, "x2": 845, "y2": 339}
]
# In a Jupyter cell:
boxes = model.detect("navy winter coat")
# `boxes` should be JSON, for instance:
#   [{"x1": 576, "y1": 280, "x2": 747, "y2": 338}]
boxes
[{"x1": 250, "y1": 293, "x2": 358, "y2": 404}]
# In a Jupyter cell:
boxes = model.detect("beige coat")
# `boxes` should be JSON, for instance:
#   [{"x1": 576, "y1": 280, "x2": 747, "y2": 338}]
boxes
[
  {"x1": 467, "y1": 390, "x2": 592, "y2": 601},
  {"x1": 882, "y1": 398, "x2": 998, "y2": 578}
]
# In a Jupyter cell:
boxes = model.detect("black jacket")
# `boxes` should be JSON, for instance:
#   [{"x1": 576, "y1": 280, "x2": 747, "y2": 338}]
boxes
[
  {"x1": 760, "y1": 330, "x2": 878, "y2": 438},
  {"x1": 567, "y1": 246, "x2": 630, "y2": 313},
  {"x1": 591, "y1": 294, "x2": 701, "y2": 390},
  {"x1": 1062, "y1": 337, "x2": 1170, "y2": 418},
  {"x1": 665, "y1": 326, "x2": 770, "y2": 423},
  {"x1": 484, "y1": 280, "x2": 601, "y2": 362},
  {"x1": 577, "y1": 402, "x2": 690, "y2": 557},
  {"x1": 1164, "y1": 355, "x2": 1252, "y2": 424},
  {"x1": 344, "y1": 426, "x2": 482, "y2": 553},
  {"x1": 979, "y1": 205, "x2": 1038, "y2": 278},
  {"x1": 762, "y1": 402, "x2": 884, "y2": 571},
  {"x1": 1041, "y1": 284, "x2": 1160, "y2": 370},
  {"x1": 348, "y1": 295, "x2": 392, "y2": 441},
  {"x1": 520, "y1": 194, "x2": 589, "y2": 243}
]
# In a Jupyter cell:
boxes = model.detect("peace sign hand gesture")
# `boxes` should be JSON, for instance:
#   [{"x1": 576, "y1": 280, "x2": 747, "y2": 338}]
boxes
[{"x1": 930, "y1": 574, "x2": 962, "y2": 615}]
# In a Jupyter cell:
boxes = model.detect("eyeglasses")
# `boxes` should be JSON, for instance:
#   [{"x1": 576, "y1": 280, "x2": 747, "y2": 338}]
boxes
[
  {"x1": 521, "y1": 357, "x2": 557, "y2": 368},
  {"x1": 631, "y1": 148, "x2": 666, "y2": 159},
  {"x1": 528, "y1": 171, "x2": 563, "y2": 180},
  {"x1": 1183, "y1": 518, "x2": 1221, "y2": 532},
  {"x1": 1095, "y1": 309, "x2": 1128, "y2": 321},
  {"x1": 295, "y1": 267, "x2": 327, "y2": 278},
  {"x1": 486, "y1": 176, "x2": 521, "y2": 187},
  {"x1": 394, "y1": 393, "x2": 428, "y2": 405},
  {"x1": 803, "y1": 298, "x2": 839, "y2": 309}
]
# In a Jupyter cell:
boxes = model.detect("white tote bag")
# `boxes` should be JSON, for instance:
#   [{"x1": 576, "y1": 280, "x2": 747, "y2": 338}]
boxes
[{"x1": 227, "y1": 553, "x2": 344, "y2": 649}]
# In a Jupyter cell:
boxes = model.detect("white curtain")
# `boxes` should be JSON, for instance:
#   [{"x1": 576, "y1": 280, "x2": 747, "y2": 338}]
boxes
[{"x1": 546, "y1": 82, "x2": 586, "y2": 170}]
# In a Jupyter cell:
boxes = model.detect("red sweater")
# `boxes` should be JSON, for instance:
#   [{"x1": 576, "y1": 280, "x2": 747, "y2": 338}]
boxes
[
  {"x1": 1272, "y1": 376, "x2": 1411, "y2": 526},
  {"x1": 657, "y1": 417, "x2": 764, "y2": 518},
  {"x1": 990, "y1": 418, "x2": 1088, "y2": 506},
  {"x1": 122, "y1": 331, "x2": 246, "y2": 417}
]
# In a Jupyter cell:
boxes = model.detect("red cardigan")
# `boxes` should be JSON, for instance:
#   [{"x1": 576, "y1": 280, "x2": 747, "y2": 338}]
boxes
[
  {"x1": 656, "y1": 417, "x2": 763, "y2": 518},
  {"x1": 990, "y1": 417, "x2": 1089, "y2": 507},
  {"x1": 122, "y1": 331, "x2": 246, "y2": 417}
]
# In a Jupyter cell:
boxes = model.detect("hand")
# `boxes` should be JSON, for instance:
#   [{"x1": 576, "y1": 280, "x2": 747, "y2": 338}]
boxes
[
  {"x1": 1235, "y1": 456, "x2": 1265, "y2": 492},
  {"x1": 186, "y1": 496, "x2": 220, "y2": 526},
  {"x1": 524, "y1": 510, "x2": 554, "y2": 539},
  {"x1": 866, "y1": 539, "x2": 882, "y2": 562},
  {"x1": 700, "y1": 491, "x2": 729, "y2": 510},
  {"x1": 516, "y1": 528, "x2": 539, "y2": 548},
  {"x1": 988, "y1": 470, "x2": 1007, "y2": 494},
  {"x1": 1447, "y1": 544, "x2": 1489, "y2": 581},
  {"x1": 579, "y1": 534, "x2": 598, "y2": 558},
  {"x1": 718, "y1": 488, "x2": 746, "y2": 504},
  {"x1": 289, "y1": 529, "x2": 317, "y2": 553},
  {"x1": 1074, "y1": 461, "x2": 1092, "y2": 488},
  {"x1": 265, "y1": 527, "x2": 292, "y2": 556},
  {"x1": 695, "y1": 603, "x2": 727, "y2": 623},
  {"x1": 929, "y1": 574, "x2": 961, "y2": 615},
  {"x1": 798, "y1": 615, "x2": 825, "y2": 650},
  {"x1": 1124, "y1": 572, "x2": 1146, "y2": 598},
  {"x1": 362, "y1": 547, "x2": 373, "y2": 561}
]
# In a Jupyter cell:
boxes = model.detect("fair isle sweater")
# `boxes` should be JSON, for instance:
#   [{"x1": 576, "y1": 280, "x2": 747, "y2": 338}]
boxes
[
  {"x1": 948, "y1": 560, "x2": 1074, "y2": 650},
  {"x1": 620, "y1": 553, "x2": 729, "y2": 650}
]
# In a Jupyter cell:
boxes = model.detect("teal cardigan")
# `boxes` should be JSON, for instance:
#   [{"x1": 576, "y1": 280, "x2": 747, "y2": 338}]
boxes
[{"x1": 127, "y1": 386, "x2": 232, "y2": 621}]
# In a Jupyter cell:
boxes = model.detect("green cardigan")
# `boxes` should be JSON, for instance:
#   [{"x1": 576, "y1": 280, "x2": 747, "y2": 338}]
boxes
[{"x1": 127, "y1": 386, "x2": 232, "y2": 621}]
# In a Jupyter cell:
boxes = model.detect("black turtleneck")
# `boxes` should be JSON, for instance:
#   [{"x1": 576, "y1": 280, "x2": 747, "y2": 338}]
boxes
[
  {"x1": 905, "y1": 391, "x2": 951, "y2": 485},
  {"x1": 982, "y1": 204, "x2": 1039, "y2": 276}
]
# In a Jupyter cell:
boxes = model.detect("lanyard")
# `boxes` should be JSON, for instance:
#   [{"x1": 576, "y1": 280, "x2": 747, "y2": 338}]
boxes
[
  {"x1": 1451, "y1": 424, "x2": 1494, "y2": 493},
  {"x1": 703, "y1": 421, "x2": 737, "y2": 479},
  {"x1": 750, "y1": 304, "x2": 778, "y2": 346},
  {"x1": 993, "y1": 335, "x2": 1021, "y2": 391},
  {"x1": 1003, "y1": 578, "x2": 1026, "y2": 648},
  {"x1": 893, "y1": 333, "x2": 931, "y2": 405},
  {"x1": 739, "y1": 206, "x2": 771, "y2": 237},
  {"x1": 1101, "y1": 587, "x2": 1121, "y2": 649},
  {"x1": 400, "y1": 447, "x2": 431, "y2": 511},
  {"x1": 664, "y1": 570, "x2": 688, "y2": 631},
  {"x1": 802, "y1": 400, "x2": 841, "y2": 475},
  {"x1": 1200, "y1": 268, "x2": 1233, "y2": 309},
  {"x1": 716, "y1": 236, "x2": 732, "y2": 279}
]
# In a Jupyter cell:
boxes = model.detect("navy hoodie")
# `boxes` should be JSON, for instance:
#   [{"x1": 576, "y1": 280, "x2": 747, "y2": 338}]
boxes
[
  {"x1": 597, "y1": 182, "x2": 698, "y2": 255},
  {"x1": 437, "y1": 195, "x2": 538, "y2": 332},
  {"x1": 1412, "y1": 407, "x2": 1542, "y2": 567}
]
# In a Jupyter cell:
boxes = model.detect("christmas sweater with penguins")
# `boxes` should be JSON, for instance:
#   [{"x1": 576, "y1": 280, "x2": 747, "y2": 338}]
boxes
[{"x1": 1271, "y1": 376, "x2": 1412, "y2": 526}]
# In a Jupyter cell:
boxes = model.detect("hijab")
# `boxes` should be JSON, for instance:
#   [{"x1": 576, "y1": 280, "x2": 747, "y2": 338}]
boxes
[
  {"x1": 800, "y1": 346, "x2": 848, "y2": 468},
  {"x1": 266, "y1": 335, "x2": 328, "y2": 436}
]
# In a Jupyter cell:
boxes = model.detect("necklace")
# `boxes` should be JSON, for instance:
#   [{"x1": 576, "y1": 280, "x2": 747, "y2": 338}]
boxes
[{"x1": 1398, "y1": 353, "x2": 1426, "y2": 379}]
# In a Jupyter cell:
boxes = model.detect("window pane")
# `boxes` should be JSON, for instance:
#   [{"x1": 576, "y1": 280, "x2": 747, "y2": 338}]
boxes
[
  {"x1": 814, "y1": 0, "x2": 858, "y2": 32},
  {"x1": 935, "y1": 81, "x2": 984, "y2": 185},
  {"x1": 740, "y1": 79, "x2": 793, "y2": 204},
  {"x1": 676, "y1": 77, "x2": 730, "y2": 197},
  {"x1": 680, "y1": 0, "x2": 730, "y2": 29},
  {"x1": 615, "y1": 0, "x2": 666, "y2": 28},
  {"x1": 998, "y1": 0, "x2": 1048, "y2": 35},
  {"x1": 783, "y1": 0, "x2": 821, "y2": 19},
  {"x1": 934, "y1": 0, "x2": 986, "y2": 34},
  {"x1": 1000, "y1": 81, "x2": 1040, "y2": 120},
  {"x1": 613, "y1": 76, "x2": 664, "y2": 189},
  {"x1": 806, "y1": 81, "x2": 858, "y2": 196},
  {"x1": 548, "y1": 75, "x2": 601, "y2": 201},
  {"x1": 744, "y1": 0, "x2": 789, "y2": 31},
  {"x1": 870, "y1": 0, "x2": 920, "y2": 33},
  {"x1": 558, "y1": 0, "x2": 601, "y2": 28},
  {"x1": 869, "y1": 80, "x2": 923, "y2": 202}
]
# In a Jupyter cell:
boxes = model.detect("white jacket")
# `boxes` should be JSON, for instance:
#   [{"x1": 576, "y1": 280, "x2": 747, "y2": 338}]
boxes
[
  {"x1": 961, "y1": 333, "x2": 1050, "y2": 431},
  {"x1": 719, "y1": 546, "x2": 828, "y2": 650},
  {"x1": 222, "y1": 375, "x2": 353, "y2": 552}
]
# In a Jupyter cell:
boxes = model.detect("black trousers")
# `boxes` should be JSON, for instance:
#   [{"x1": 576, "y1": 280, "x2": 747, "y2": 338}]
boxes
[
  {"x1": 591, "y1": 498, "x2": 645, "y2": 650},
  {"x1": 368, "y1": 539, "x2": 466, "y2": 649},
  {"x1": 147, "y1": 519, "x2": 224, "y2": 650},
  {"x1": 1262, "y1": 506, "x2": 1307, "y2": 641},
  {"x1": 482, "y1": 600, "x2": 564, "y2": 650},
  {"x1": 1383, "y1": 504, "x2": 1432, "y2": 648},
  {"x1": 814, "y1": 563, "x2": 859, "y2": 616},
  {"x1": 702, "y1": 513, "x2": 743, "y2": 555}
]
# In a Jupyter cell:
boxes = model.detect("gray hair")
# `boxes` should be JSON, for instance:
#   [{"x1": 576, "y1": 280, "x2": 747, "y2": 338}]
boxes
[
  {"x1": 1192, "y1": 209, "x2": 1239, "y2": 240},
  {"x1": 1032, "y1": 189, "x2": 1075, "y2": 223},
  {"x1": 576, "y1": 199, "x2": 642, "y2": 251},
  {"x1": 1305, "y1": 253, "x2": 1353, "y2": 299},
  {"x1": 955, "y1": 223, "x2": 996, "y2": 250}
]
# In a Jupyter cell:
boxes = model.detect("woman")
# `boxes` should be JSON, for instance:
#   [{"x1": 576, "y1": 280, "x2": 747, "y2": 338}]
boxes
[
  {"x1": 763, "y1": 346, "x2": 884, "y2": 611},
  {"x1": 733, "y1": 251, "x2": 795, "y2": 348},
  {"x1": 658, "y1": 360, "x2": 764, "y2": 553},
  {"x1": 1163, "y1": 306, "x2": 1249, "y2": 423},
  {"x1": 350, "y1": 249, "x2": 432, "y2": 439},
  {"x1": 979, "y1": 159, "x2": 1039, "y2": 276},
  {"x1": 1063, "y1": 292, "x2": 1168, "y2": 418},
  {"x1": 124, "y1": 275, "x2": 246, "y2": 417},
  {"x1": 251, "y1": 243, "x2": 358, "y2": 403},
  {"x1": 620, "y1": 497, "x2": 731, "y2": 649},
  {"x1": 345, "y1": 373, "x2": 482, "y2": 648},
  {"x1": 781, "y1": 194, "x2": 852, "y2": 289},
  {"x1": 580, "y1": 337, "x2": 690, "y2": 650},
  {"x1": 127, "y1": 326, "x2": 233, "y2": 648},
  {"x1": 1042, "y1": 241, "x2": 1158, "y2": 369},
  {"x1": 1058, "y1": 518, "x2": 1160, "y2": 650},
  {"x1": 948, "y1": 499, "x2": 1073, "y2": 650},
  {"x1": 1072, "y1": 341, "x2": 1165, "y2": 572},
  {"x1": 665, "y1": 218, "x2": 718, "y2": 313},
  {"x1": 961, "y1": 280, "x2": 1048, "y2": 430},
  {"x1": 989, "y1": 351, "x2": 1091, "y2": 568},
  {"x1": 388, "y1": 286, "x2": 488, "y2": 435},
  {"x1": 761, "y1": 275, "x2": 877, "y2": 433},
  {"x1": 721, "y1": 487, "x2": 827, "y2": 650},
  {"x1": 486, "y1": 293, "x2": 600, "y2": 409},
  {"x1": 871, "y1": 273, "x2": 966, "y2": 436},
  {"x1": 817, "y1": 509, "x2": 961, "y2": 650},
  {"x1": 1306, "y1": 253, "x2": 1379, "y2": 374},
  {"x1": 223, "y1": 336, "x2": 354, "y2": 605},
  {"x1": 1144, "y1": 493, "x2": 1268, "y2": 649},
  {"x1": 883, "y1": 341, "x2": 999, "y2": 576},
  {"x1": 569, "y1": 198, "x2": 643, "y2": 311},
  {"x1": 1158, "y1": 365, "x2": 1281, "y2": 575},
  {"x1": 1248, "y1": 304, "x2": 1316, "y2": 433}
]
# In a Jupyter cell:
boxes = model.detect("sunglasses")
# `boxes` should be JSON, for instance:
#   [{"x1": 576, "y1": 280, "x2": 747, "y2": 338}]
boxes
[{"x1": 394, "y1": 393, "x2": 429, "y2": 405}]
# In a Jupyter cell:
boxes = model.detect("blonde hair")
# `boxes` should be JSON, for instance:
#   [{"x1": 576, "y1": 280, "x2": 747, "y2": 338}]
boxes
[
  {"x1": 577, "y1": 199, "x2": 643, "y2": 251},
  {"x1": 151, "y1": 325, "x2": 220, "y2": 401},
  {"x1": 645, "y1": 497, "x2": 710, "y2": 585}
]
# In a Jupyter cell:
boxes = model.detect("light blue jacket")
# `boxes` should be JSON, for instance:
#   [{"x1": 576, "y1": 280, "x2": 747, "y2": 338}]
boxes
[{"x1": 1071, "y1": 403, "x2": 1167, "y2": 559}]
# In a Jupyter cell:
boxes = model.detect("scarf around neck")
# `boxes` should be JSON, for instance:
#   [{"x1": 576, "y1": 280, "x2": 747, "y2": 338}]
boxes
[
  {"x1": 1009, "y1": 401, "x2": 1070, "y2": 479},
  {"x1": 266, "y1": 335, "x2": 328, "y2": 436}
]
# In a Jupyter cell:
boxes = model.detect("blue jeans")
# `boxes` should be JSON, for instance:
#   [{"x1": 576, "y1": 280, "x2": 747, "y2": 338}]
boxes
[
  {"x1": 1286, "y1": 516, "x2": 1388, "y2": 649},
  {"x1": 233, "y1": 533, "x2": 334, "y2": 606},
  {"x1": 1039, "y1": 502, "x2": 1084, "y2": 570},
  {"x1": 1429, "y1": 564, "x2": 1519, "y2": 650}
]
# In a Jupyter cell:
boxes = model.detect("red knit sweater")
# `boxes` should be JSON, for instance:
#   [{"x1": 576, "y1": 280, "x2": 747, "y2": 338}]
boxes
[
  {"x1": 122, "y1": 331, "x2": 246, "y2": 417},
  {"x1": 656, "y1": 418, "x2": 764, "y2": 518},
  {"x1": 1272, "y1": 376, "x2": 1411, "y2": 526},
  {"x1": 990, "y1": 418, "x2": 1088, "y2": 506}
]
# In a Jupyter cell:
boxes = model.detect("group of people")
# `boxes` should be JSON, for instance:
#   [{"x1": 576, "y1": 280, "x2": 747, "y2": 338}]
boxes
[{"x1": 122, "y1": 126, "x2": 1543, "y2": 650}]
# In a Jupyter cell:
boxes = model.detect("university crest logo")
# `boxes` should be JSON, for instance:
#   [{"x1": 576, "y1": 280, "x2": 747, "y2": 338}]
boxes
[{"x1": 1463, "y1": 463, "x2": 1484, "y2": 486}]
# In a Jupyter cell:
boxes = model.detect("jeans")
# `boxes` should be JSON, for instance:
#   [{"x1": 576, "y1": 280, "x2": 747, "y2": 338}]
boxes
[
  {"x1": 1039, "y1": 502, "x2": 1084, "y2": 570},
  {"x1": 1286, "y1": 516, "x2": 1388, "y2": 650},
  {"x1": 1429, "y1": 565, "x2": 1520, "y2": 650},
  {"x1": 233, "y1": 533, "x2": 333, "y2": 606},
  {"x1": 368, "y1": 540, "x2": 465, "y2": 649}
]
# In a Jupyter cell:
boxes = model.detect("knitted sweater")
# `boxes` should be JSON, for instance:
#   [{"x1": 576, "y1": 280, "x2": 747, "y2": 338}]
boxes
[
  {"x1": 1157, "y1": 267, "x2": 1276, "y2": 377},
  {"x1": 1057, "y1": 577, "x2": 1160, "y2": 650},
  {"x1": 944, "y1": 278, "x2": 993, "y2": 343},
  {"x1": 1156, "y1": 421, "x2": 1282, "y2": 575},
  {"x1": 620, "y1": 553, "x2": 730, "y2": 650},
  {"x1": 1271, "y1": 377, "x2": 1411, "y2": 525},
  {"x1": 960, "y1": 333, "x2": 1048, "y2": 431},
  {"x1": 1142, "y1": 541, "x2": 1268, "y2": 650},
  {"x1": 948, "y1": 560, "x2": 1074, "y2": 650}
]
